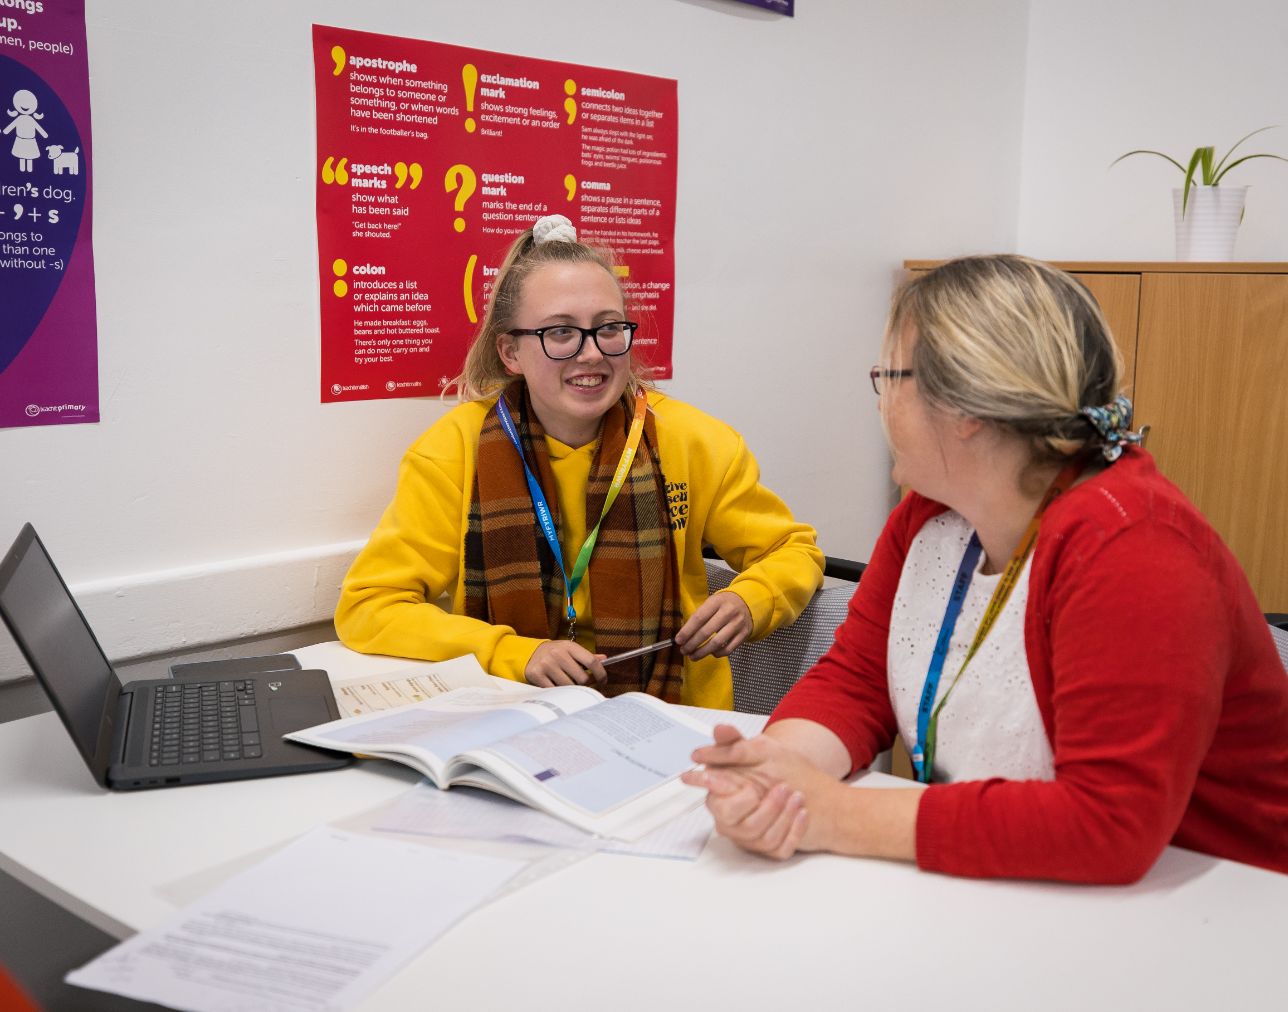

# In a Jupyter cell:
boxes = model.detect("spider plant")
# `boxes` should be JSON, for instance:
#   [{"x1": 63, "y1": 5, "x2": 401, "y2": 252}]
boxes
[{"x1": 1111, "y1": 126, "x2": 1288, "y2": 214}]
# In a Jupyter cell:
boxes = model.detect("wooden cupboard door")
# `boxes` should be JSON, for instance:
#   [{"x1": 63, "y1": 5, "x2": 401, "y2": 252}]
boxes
[
  {"x1": 1071, "y1": 273, "x2": 1141, "y2": 395},
  {"x1": 1134, "y1": 273, "x2": 1288, "y2": 611}
]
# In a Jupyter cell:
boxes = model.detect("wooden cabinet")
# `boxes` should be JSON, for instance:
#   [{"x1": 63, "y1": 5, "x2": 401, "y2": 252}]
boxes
[{"x1": 904, "y1": 260, "x2": 1288, "y2": 612}]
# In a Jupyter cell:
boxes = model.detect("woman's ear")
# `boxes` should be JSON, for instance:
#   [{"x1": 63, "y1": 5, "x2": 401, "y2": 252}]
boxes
[{"x1": 497, "y1": 334, "x2": 522, "y2": 375}]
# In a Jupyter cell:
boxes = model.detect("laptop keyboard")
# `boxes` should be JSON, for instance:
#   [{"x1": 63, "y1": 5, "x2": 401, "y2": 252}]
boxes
[{"x1": 149, "y1": 680, "x2": 264, "y2": 766}]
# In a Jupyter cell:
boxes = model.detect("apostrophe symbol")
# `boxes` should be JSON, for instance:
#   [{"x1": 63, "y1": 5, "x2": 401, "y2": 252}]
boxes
[
  {"x1": 332, "y1": 257, "x2": 349, "y2": 297},
  {"x1": 564, "y1": 78, "x2": 577, "y2": 125},
  {"x1": 331, "y1": 46, "x2": 346, "y2": 76},
  {"x1": 564, "y1": 174, "x2": 577, "y2": 201},
  {"x1": 394, "y1": 161, "x2": 423, "y2": 189},
  {"x1": 322, "y1": 156, "x2": 349, "y2": 185},
  {"x1": 462, "y1": 64, "x2": 478, "y2": 133},
  {"x1": 444, "y1": 164, "x2": 477, "y2": 233},
  {"x1": 463, "y1": 253, "x2": 478, "y2": 324},
  {"x1": 612, "y1": 265, "x2": 630, "y2": 279}
]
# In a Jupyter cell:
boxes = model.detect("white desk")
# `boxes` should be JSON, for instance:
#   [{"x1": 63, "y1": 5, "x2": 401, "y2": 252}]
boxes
[{"x1": 2, "y1": 710, "x2": 1285, "y2": 1011}]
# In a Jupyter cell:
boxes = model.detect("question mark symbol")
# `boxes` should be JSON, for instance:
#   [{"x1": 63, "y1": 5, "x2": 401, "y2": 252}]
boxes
[
  {"x1": 331, "y1": 46, "x2": 346, "y2": 77},
  {"x1": 444, "y1": 164, "x2": 477, "y2": 233}
]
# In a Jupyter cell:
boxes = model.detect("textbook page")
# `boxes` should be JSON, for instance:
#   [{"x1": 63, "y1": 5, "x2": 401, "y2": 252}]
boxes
[
  {"x1": 455, "y1": 692, "x2": 712, "y2": 840},
  {"x1": 286, "y1": 684, "x2": 603, "y2": 784},
  {"x1": 66, "y1": 827, "x2": 524, "y2": 1012}
]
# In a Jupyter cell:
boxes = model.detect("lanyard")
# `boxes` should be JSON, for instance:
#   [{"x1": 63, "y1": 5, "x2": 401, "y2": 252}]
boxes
[
  {"x1": 910, "y1": 459, "x2": 1084, "y2": 784},
  {"x1": 494, "y1": 388, "x2": 648, "y2": 640}
]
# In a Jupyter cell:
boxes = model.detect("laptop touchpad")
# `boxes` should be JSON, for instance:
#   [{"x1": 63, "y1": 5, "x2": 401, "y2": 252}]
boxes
[{"x1": 269, "y1": 697, "x2": 331, "y2": 733}]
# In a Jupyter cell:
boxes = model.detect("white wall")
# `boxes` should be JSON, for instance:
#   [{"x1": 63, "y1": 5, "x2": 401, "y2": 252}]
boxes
[
  {"x1": 0, "y1": 0, "x2": 1029, "y2": 678},
  {"x1": 1017, "y1": 0, "x2": 1288, "y2": 261}
]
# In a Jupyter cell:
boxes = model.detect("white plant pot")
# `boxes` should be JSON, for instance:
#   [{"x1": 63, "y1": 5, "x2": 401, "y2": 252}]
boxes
[{"x1": 1173, "y1": 185, "x2": 1246, "y2": 261}]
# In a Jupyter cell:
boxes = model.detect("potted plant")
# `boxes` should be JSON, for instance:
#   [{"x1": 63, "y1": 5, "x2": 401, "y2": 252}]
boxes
[{"x1": 1111, "y1": 127, "x2": 1288, "y2": 260}]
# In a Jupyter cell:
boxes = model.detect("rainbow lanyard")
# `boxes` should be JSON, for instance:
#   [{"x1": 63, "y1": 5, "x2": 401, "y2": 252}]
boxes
[
  {"x1": 494, "y1": 388, "x2": 648, "y2": 640},
  {"x1": 910, "y1": 459, "x2": 1084, "y2": 784}
]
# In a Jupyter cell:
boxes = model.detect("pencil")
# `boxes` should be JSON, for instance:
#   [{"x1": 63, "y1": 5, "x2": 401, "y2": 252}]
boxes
[{"x1": 600, "y1": 638, "x2": 673, "y2": 667}]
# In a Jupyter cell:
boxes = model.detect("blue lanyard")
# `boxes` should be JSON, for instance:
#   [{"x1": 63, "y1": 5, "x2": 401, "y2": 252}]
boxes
[
  {"x1": 908, "y1": 460, "x2": 1083, "y2": 784},
  {"x1": 910, "y1": 534, "x2": 982, "y2": 784},
  {"x1": 494, "y1": 395, "x2": 577, "y2": 633}
]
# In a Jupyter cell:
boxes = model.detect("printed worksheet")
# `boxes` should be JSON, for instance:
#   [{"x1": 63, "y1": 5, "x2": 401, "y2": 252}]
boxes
[{"x1": 66, "y1": 827, "x2": 524, "y2": 1011}]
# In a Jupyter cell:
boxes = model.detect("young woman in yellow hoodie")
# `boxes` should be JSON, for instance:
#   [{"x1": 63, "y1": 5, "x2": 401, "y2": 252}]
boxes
[{"x1": 335, "y1": 216, "x2": 824, "y2": 708}]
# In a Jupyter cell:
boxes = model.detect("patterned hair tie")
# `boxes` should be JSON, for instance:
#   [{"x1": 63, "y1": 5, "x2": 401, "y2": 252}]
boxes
[{"x1": 1079, "y1": 393, "x2": 1143, "y2": 462}]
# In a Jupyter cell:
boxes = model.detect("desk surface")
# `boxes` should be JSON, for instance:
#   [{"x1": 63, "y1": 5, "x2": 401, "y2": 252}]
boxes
[{"x1": 2, "y1": 710, "x2": 1285, "y2": 1011}]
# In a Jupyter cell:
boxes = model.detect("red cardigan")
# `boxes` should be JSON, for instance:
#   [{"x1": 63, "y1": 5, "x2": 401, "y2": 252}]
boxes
[{"x1": 771, "y1": 451, "x2": 1288, "y2": 882}]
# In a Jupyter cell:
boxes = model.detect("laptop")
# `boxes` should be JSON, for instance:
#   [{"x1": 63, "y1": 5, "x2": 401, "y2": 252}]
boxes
[{"x1": 0, "y1": 523, "x2": 352, "y2": 789}]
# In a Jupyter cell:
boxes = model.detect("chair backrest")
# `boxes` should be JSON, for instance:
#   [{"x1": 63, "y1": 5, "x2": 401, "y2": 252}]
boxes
[
  {"x1": 1271, "y1": 624, "x2": 1288, "y2": 676},
  {"x1": 706, "y1": 560, "x2": 860, "y2": 715}
]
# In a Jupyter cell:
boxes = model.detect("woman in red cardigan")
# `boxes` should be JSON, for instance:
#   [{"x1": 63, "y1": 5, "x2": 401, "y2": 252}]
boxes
[{"x1": 683, "y1": 254, "x2": 1288, "y2": 882}]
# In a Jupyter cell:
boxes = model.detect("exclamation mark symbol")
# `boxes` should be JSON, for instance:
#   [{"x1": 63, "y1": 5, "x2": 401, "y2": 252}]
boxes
[{"x1": 462, "y1": 63, "x2": 478, "y2": 134}]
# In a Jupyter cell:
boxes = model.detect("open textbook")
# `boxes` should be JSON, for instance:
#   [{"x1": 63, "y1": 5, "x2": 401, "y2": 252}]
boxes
[{"x1": 286, "y1": 685, "x2": 714, "y2": 841}]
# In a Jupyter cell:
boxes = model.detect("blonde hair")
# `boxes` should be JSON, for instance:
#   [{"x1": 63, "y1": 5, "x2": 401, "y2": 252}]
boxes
[
  {"x1": 451, "y1": 228, "x2": 650, "y2": 400},
  {"x1": 884, "y1": 255, "x2": 1124, "y2": 467}
]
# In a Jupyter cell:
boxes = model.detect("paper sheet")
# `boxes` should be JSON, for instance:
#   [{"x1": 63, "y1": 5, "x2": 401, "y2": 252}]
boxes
[
  {"x1": 291, "y1": 642, "x2": 527, "y2": 717},
  {"x1": 372, "y1": 782, "x2": 714, "y2": 861},
  {"x1": 67, "y1": 827, "x2": 524, "y2": 1012}
]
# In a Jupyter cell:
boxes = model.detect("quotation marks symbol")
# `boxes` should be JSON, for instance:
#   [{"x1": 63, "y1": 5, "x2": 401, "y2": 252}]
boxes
[
  {"x1": 564, "y1": 174, "x2": 577, "y2": 202},
  {"x1": 25, "y1": 404, "x2": 39, "y2": 417},
  {"x1": 331, "y1": 46, "x2": 346, "y2": 76},
  {"x1": 332, "y1": 258, "x2": 348, "y2": 297},
  {"x1": 321, "y1": 156, "x2": 349, "y2": 185},
  {"x1": 444, "y1": 164, "x2": 477, "y2": 233},
  {"x1": 393, "y1": 162, "x2": 423, "y2": 189},
  {"x1": 461, "y1": 63, "x2": 477, "y2": 133},
  {"x1": 386, "y1": 381, "x2": 396, "y2": 392},
  {"x1": 564, "y1": 78, "x2": 577, "y2": 125},
  {"x1": 330, "y1": 384, "x2": 342, "y2": 395}
]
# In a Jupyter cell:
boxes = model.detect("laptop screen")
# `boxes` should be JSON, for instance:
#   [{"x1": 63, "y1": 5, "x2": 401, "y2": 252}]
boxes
[{"x1": 0, "y1": 526, "x2": 117, "y2": 767}]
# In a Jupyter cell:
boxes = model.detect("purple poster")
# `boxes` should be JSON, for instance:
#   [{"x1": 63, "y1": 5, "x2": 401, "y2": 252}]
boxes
[
  {"x1": 730, "y1": 0, "x2": 794, "y2": 15},
  {"x1": 0, "y1": 0, "x2": 97, "y2": 429}
]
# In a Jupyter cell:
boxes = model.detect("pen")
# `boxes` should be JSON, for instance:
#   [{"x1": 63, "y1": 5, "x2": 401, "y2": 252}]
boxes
[{"x1": 600, "y1": 638, "x2": 673, "y2": 667}]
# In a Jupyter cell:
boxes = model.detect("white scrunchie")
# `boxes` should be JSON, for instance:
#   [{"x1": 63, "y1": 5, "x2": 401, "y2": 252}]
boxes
[{"x1": 532, "y1": 214, "x2": 578, "y2": 246}]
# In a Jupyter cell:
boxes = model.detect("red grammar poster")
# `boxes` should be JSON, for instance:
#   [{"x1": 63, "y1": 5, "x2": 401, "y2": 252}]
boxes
[{"x1": 312, "y1": 26, "x2": 678, "y2": 403}]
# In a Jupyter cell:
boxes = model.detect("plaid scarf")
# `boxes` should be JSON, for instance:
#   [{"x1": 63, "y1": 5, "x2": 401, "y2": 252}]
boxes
[{"x1": 464, "y1": 381, "x2": 684, "y2": 702}]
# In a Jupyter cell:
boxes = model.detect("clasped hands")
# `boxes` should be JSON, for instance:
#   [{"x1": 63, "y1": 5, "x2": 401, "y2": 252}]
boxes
[
  {"x1": 524, "y1": 590, "x2": 752, "y2": 688},
  {"x1": 681, "y1": 724, "x2": 842, "y2": 860}
]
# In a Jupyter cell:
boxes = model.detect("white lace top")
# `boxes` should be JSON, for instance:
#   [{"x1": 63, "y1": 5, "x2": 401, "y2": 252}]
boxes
[{"x1": 888, "y1": 511, "x2": 1054, "y2": 783}]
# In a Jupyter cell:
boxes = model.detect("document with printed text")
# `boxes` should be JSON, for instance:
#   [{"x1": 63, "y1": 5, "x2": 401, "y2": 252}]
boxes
[
  {"x1": 65, "y1": 827, "x2": 524, "y2": 1012},
  {"x1": 286, "y1": 685, "x2": 713, "y2": 841}
]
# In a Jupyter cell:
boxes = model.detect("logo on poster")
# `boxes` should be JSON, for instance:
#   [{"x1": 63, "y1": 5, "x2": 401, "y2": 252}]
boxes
[
  {"x1": 385, "y1": 380, "x2": 423, "y2": 392},
  {"x1": 25, "y1": 402, "x2": 86, "y2": 417},
  {"x1": 330, "y1": 383, "x2": 369, "y2": 396}
]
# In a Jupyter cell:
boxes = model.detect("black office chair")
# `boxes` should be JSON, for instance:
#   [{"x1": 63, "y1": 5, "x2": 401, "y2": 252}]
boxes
[{"x1": 702, "y1": 547, "x2": 864, "y2": 715}]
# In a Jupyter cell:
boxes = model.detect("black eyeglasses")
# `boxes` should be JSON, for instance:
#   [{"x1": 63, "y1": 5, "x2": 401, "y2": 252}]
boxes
[
  {"x1": 507, "y1": 321, "x2": 638, "y2": 360},
  {"x1": 869, "y1": 366, "x2": 914, "y2": 395}
]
